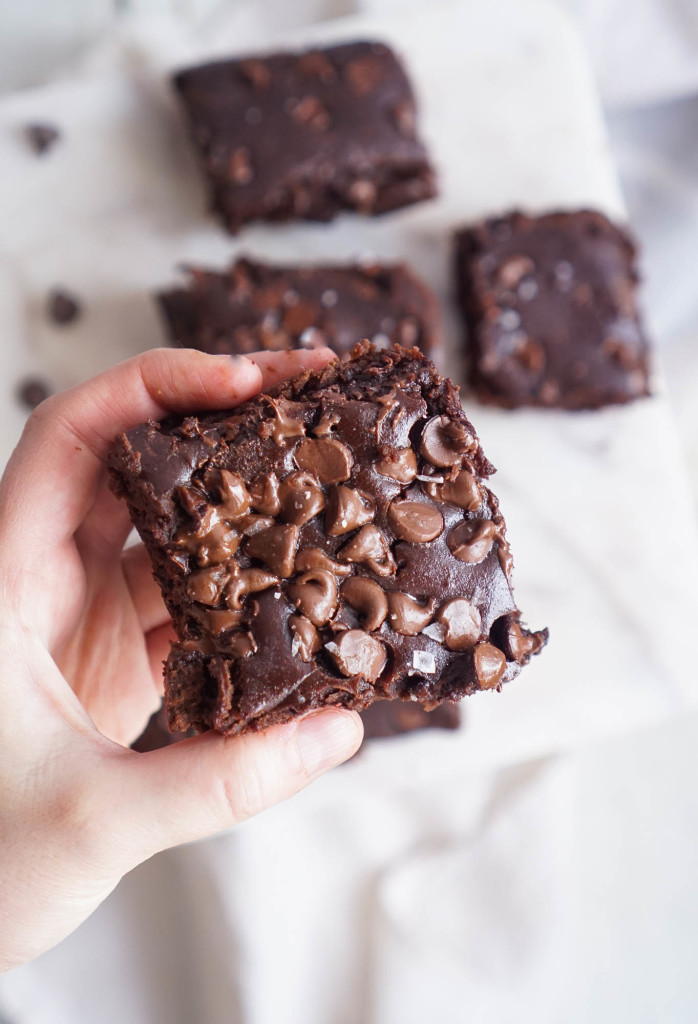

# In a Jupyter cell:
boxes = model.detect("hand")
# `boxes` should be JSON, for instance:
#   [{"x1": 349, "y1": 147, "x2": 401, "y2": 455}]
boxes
[{"x1": 0, "y1": 348, "x2": 363, "y2": 972}]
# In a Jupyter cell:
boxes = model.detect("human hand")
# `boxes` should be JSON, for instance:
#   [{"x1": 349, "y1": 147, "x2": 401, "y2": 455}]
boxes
[{"x1": 0, "y1": 348, "x2": 363, "y2": 972}]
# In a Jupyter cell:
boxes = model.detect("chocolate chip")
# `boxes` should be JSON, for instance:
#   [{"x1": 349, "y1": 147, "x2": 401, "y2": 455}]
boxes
[
  {"x1": 392, "y1": 100, "x2": 415, "y2": 136},
  {"x1": 17, "y1": 378, "x2": 50, "y2": 409},
  {"x1": 265, "y1": 399, "x2": 307, "y2": 445},
  {"x1": 325, "y1": 630, "x2": 386, "y2": 681},
  {"x1": 187, "y1": 522, "x2": 240, "y2": 567},
  {"x1": 278, "y1": 471, "x2": 325, "y2": 526},
  {"x1": 435, "y1": 598, "x2": 481, "y2": 651},
  {"x1": 295, "y1": 547, "x2": 352, "y2": 577},
  {"x1": 228, "y1": 631, "x2": 258, "y2": 658},
  {"x1": 244, "y1": 523, "x2": 299, "y2": 577},
  {"x1": 496, "y1": 255, "x2": 535, "y2": 289},
  {"x1": 422, "y1": 467, "x2": 481, "y2": 511},
  {"x1": 239, "y1": 59, "x2": 271, "y2": 89},
  {"x1": 375, "y1": 447, "x2": 417, "y2": 483},
  {"x1": 348, "y1": 179, "x2": 377, "y2": 213},
  {"x1": 492, "y1": 613, "x2": 547, "y2": 664},
  {"x1": 338, "y1": 525, "x2": 396, "y2": 577},
  {"x1": 193, "y1": 607, "x2": 244, "y2": 636},
  {"x1": 473, "y1": 642, "x2": 506, "y2": 689},
  {"x1": 288, "y1": 613, "x2": 321, "y2": 661},
  {"x1": 229, "y1": 147, "x2": 253, "y2": 184},
  {"x1": 387, "y1": 499, "x2": 444, "y2": 543},
  {"x1": 225, "y1": 567, "x2": 278, "y2": 609},
  {"x1": 218, "y1": 470, "x2": 251, "y2": 520},
  {"x1": 325, "y1": 485, "x2": 375, "y2": 536},
  {"x1": 288, "y1": 568, "x2": 338, "y2": 626},
  {"x1": 290, "y1": 95, "x2": 331, "y2": 131},
  {"x1": 313, "y1": 408, "x2": 341, "y2": 437},
  {"x1": 294, "y1": 438, "x2": 353, "y2": 484},
  {"x1": 420, "y1": 416, "x2": 475, "y2": 468},
  {"x1": 187, "y1": 565, "x2": 230, "y2": 606},
  {"x1": 249, "y1": 473, "x2": 281, "y2": 516},
  {"x1": 345, "y1": 55, "x2": 385, "y2": 96},
  {"x1": 297, "y1": 51, "x2": 336, "y2": 82},
  {"x1": 24, "y1": 122, "x2": 60, "y2": 155},
  {"x1": 447, "y1": 519, "x2": 496, "y2": 564},
  {"x1": 47, "y1": 289, "x2": 81, "y2": 326},
  {"x1": 340, "y1": 577, "x2": 388, "y2": 632},
  {"x1": 386, "y1": 592, "x2": 437, "y2": 635}
]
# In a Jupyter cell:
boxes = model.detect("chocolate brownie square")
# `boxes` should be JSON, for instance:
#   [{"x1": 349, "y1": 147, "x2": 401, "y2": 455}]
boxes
[
  {"x1": 109, "y1": 343, "x2": 546, "y2": 736},
  {"x1": 455, "y1": 209, "x2": 651, "y2": 409},
  {"x1": 158, "y1": 257, "x2": 440, "y2": 359},
  {"x1": 173, "y1": 41, "x2": 437, "y2": 233}
]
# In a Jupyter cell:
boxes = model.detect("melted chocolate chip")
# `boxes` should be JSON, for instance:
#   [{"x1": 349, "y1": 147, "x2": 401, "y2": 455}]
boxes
[
  {"x1": 295, "y1": 547, "x2": 353, "y2": 577},
  {"x1": 294, "y1": 437, "x2": 353, "y2": 484},
  {"x1": 447, "y1": 519, "x2": 497, "y2": 564},
  {"x1": 228, "y1": 632, "x2": 258, "y2": 658},
  {"x1": 325, "y1": 485, "x2": 375, "y2": 536},
  {"x1": 387, "y1": 499, "x2": 444, "y2": 543},
  {"x1": 288, "y1": 613, "x2": 321, "y2": 661},
  {"x1": 266, "y1": 399, "x2": 306, "y2": 444},
  {"x1": 193, "y1": 607, "x2": 244, "y2": 635},
  {"x1": 244, "y1": 523, "x2": 299, "y2": 577},
  {"x1": 375, "y1": 446, "x2": 417, "y2": 483},
  {"x1": 47, "y1": 289, "x2": 81, "y2": 326},
  {"x1": 326, "y1": 629, "x2": 387, "y2": 681},
  {"x1": 183, "y1": 521, "x2": 240, "y2": 567},
  {"x1": 338, "y1": 525, "x2": 396, "y2": 577},
  {"x1": 249, "y1": 473, "x2": 281, "y2": 516},
  {"x1": 340, "y1": 576, "x2": 388, "y2": 632},
  {"x1": 386, "y1": 592, "x2": 436, "y2": 635},
  {"x1": 422, "y1": 467, "x2": 481, "y2": 511},
  {"x1": 24, "y1": 122, "x2": 60, "y2": 155},
  {"x1": 420, "y1": 416, "x2": 474, "y2": 467},
  {"x1": 218, "y1": 470, "x2": 251, "y2": 519},
  {"x1": 278, "y1": 471, "x2": 325, "y2": 525},
  {"x1": 288, "y1": 568, "x2": 338, "y2": 626},
  {"x1": 435, "y1": 597, "x2": 481, "y2": 651},
  {"x1": 492, "y1": 613, "x2": 547, "y2": 664},
  {"x1": 473, "y1": 642, "x2": 506, "y2": 689},
  {"x1": 225, "y1": 568, "x2": 278, "y2": 609},
  {"x1": 187, "y1": 566, "x2": 230, "y2": 605},
  {"x1": 17, "y1": 378, "x2": 51, "y2": 409}
]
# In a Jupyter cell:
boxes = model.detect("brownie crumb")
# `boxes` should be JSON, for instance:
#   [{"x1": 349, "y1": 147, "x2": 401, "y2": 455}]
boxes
[
  {"x1": 47, "y1": 289, "x2": 81, "y2": 326},
  {"x1": 24, "y1": 123, "x2": 60, "y2": 156},
  {"x1": 17, "y1": 378, "x2": 51, "y2": 410}
]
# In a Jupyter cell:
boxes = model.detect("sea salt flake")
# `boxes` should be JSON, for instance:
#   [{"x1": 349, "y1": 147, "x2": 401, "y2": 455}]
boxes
[
  {"x1": 421, "y1": 622, "x2": 446, "y2": 643},
  {"x1": 412, "y1": 650, "x2": 436, "y2": 674}
]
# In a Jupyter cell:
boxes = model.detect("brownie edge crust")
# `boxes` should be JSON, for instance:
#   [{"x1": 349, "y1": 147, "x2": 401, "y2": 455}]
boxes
[{"x1": 108, "y1": 343, "x2": 547, "y2": 736}]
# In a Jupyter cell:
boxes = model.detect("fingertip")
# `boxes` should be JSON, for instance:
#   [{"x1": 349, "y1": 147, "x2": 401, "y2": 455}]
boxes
[{"x1": 295, "y1": 708, "x2": 364, "y2": 777}]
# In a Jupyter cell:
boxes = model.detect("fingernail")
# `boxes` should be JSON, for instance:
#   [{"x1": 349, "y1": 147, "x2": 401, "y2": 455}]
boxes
[{"x1": 296, "y1": 709, "x2": 363, "y2": 776}]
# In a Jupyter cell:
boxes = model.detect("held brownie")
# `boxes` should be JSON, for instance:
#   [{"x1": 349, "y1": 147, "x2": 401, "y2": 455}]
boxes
[
  {"x1": 109, "y1": 343, "x2": 547, "y2": 736},
  {"x1": 455, "y1": 209, "x2": 651, "y2": 409},
  {"x1": 158, "y1": 257, "x2": 440, "y2": 359},
  {"x1": 173, "y1": 41, "x2": 437, "y2": 233}
]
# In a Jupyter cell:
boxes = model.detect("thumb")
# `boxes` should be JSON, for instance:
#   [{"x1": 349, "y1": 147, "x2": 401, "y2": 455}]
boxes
[{"x1": 108, "y1": 709, "x2": 363, "y2": 865}]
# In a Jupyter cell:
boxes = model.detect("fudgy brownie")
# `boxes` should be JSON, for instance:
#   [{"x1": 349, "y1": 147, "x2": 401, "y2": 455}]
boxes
[
  {"x1": 158, "y1": 257, "x2": 439, "y2": 359},
  {"x1": 173, "y1": 40, "x2": 437, "y2": 233},
  {"x1": 455, "y1": 209, "x2": 651, "y2": 409},
  {"x1": 133, "y1": 698, "x2": 459, "y2": 750},
  {"x1": 109, "y1": 343, "x2": 547, "y2": 736}
]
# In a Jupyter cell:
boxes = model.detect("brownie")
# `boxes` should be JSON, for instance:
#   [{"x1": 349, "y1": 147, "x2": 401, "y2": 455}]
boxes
[
  {"x1": 109, "y1": 343, "x2": 547, "y2": 736},
  {"x1": 173, "y1": 41, "x2": 437, "y2": 233},
  {"x1": 158, "y1": 257, "x2": 439, "y2": 359},
  {"x1": 133, "y1": 698, "x2": 458, "y2": 750},
  {"x1": 455, "y1": 209, "x2": 651, "y2": 410}
]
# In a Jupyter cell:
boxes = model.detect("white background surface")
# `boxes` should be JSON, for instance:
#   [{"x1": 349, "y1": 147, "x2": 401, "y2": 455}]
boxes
[{"x1": 1, "y1": 2, "x2": 698, "y2": 1022}]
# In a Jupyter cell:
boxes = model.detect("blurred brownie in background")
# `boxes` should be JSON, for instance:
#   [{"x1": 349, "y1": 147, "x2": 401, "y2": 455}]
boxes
[
  {"x1": 454, "y1": 209, "x2": 651, "y2": 409},
  {"x1": 158, "y1": 257, "x2": 440, "y2": 359},
  {"x1": 173, "y1": 40, "x2": 437, "y2": 233}
]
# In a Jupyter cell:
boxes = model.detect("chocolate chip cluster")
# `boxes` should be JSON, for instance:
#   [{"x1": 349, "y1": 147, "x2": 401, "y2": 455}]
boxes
[{"x1": 170, "y1": 387, "x2": 543, "y2": 694}]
